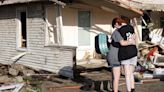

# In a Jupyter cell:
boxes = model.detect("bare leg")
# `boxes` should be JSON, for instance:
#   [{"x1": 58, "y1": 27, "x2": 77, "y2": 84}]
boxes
[
  {"x1": 130, "y1": 65, "x2": 135, "y2": 89},
  {"x1": 124, "y1": 65, "x2": 131, "y2": 92},
  {"x1": 112, "y1": 67, "x2": 121, "y2": 92}
]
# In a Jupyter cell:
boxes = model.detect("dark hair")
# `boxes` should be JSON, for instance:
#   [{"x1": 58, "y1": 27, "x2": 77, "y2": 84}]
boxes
[
  {"x1": 121, "y1": 16, "x2": 130, "y2": 24},
  {"x1": 112, "y1": 17, "x2": 126, "y2": 28}
]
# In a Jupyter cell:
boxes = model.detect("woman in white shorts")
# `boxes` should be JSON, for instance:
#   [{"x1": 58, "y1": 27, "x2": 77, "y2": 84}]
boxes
[
  {"x1": 118, "y1": 22, "x2": 137, "y2": 92},
  {"x1": 121, "y1": 56, "x2": 137, "y2": 66},
  {"x1": 107, "y1": 18, "x2": 136, "y2": 92}
]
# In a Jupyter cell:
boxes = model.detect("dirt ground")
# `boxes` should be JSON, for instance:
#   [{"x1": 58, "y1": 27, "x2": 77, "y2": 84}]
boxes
[
  {"x1": 120, "y1": 81, "x2": 164, "y2": 92},
  {"x1": 40, "y1": 80, "x2": 164, "y2": 92},
  {"x1": 39, "y1": 76, "x2": 164, "y2": 92},
  {"x1": 20, "y1": 68, "x2": 164, "y2": 92},
  {"x1": 0, "y1": 64, "x2": 163, "y2": 92}
]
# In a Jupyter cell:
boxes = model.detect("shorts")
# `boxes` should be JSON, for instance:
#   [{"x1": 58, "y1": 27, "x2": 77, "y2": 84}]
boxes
[
  {"x1": 110, "y1": 64, "x2": 121, "y2": 68},
  {"x1": 121, "y1": 56, "x2": 137, "y2": 66}
]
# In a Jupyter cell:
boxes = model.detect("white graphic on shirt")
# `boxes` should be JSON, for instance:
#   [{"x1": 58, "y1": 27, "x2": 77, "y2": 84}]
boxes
[{"x1": 126, "y1": 32, "x2": 133, "y2": 40}]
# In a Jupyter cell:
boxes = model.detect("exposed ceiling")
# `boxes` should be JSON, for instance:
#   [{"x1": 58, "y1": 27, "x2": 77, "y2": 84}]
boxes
[{"x1": 78, "y1": 0, "x2": 143, "y2": 18}]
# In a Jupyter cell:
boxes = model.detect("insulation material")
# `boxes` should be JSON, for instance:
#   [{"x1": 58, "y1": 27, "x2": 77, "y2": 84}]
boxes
[{"x1": 129, "y1": 0, "x2": 164, "y2": 11}]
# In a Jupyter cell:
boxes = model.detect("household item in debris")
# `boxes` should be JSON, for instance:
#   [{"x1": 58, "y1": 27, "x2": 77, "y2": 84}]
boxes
[
  {"x1": 134, "y1": 72, "x2": 143, "y2": 82},
  {"x1": 153, "y1": 68, "x2": 164, "y2": 75},
  {"x1": 160, "y1": 37, "x2": 164, "y2": 48},
  {"x1": 143, "y1": 62, "x2": 155, "y2": 70},
  {"x1": 150, "y1": 28, "x2": 163, "y2": 44},
  {"x1": 146, "y1": 47, "x2": 158, "y2": 61},
  {"x1": 95, "y1": 33, "x2": 110, "y2": 56},
  {"x1": 142, "y1": 72, "x2": 153, "y2": 79},
  {"x1": 153, "y1": 55, "x2": 164, "y2": 66}
]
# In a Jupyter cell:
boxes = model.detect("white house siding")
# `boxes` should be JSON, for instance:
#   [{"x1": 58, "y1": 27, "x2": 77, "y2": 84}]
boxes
[
  {"x1": 61, "y1": 6, "x2": 118, "y2": 60},
  {"x1": 0, "y1": 4, "x2": 76, "y2": 78},
  {"x1": 0, "y1": 6, "x2": 17, "y2": 64}
]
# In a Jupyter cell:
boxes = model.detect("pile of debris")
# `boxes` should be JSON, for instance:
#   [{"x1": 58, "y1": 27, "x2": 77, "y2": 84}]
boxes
[
  {"x1": 0, "y1": 64, "x2": 59, "y2": 92},
  {"x1": 134, "y1": 40, "x2": 164, "y2": 82}
]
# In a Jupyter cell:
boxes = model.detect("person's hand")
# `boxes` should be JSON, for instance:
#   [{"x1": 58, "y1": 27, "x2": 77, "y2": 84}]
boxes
[
  {"x1": 130, "y1": 34, "x2": 136, "y2": 40},
  {"x1": 128, "y1": 38, "x2": 136, "y2": 45}
]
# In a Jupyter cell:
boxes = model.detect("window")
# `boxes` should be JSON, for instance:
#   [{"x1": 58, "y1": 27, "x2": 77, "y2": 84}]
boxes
[
  {"x1": 20, "y1": 12, "x2": 27, "y2": 47},
  {"x1": 160, "y1": 17, "x2": 164, "y2": 28},
  {"x1": 45, "y1": 5, "x2": 62, "y2": 46},
  {"x1": 160, "y1": 17, "x2": 164, "y2": 36},
  {"x1": 78, "y1": 11, "x2": 90, "y2": 46},
  {"x1": 16, "y1": 9, "x2": 27, "y2": 50}
]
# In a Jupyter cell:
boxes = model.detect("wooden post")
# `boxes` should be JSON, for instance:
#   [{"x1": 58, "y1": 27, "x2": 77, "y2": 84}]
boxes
[
  {"x1": 132, "y1": 18, "x2": 142, "y2": 48},
  {"x1": 55, "y1": 4, "x2": 63, "y2": 45}
]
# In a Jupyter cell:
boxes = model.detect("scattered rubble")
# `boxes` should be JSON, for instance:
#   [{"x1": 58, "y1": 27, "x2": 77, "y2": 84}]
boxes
[
  {"x1": 135, "y1": 41, "x2": 164, "y2": 82},
  {"x1": 0, "y1": 63, "x2": 86, "y2": 92},
  {"x1": 0, "y1": 64, "x2": 60, "y2": 92},
  {"x1": 0, "y1": 40, "x2": 163, "y2": 92}
]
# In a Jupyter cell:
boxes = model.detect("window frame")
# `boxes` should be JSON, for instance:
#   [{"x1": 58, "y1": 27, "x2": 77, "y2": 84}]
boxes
[
  {"x1": 44, "y1": 5, "x2": 63, "y2": 46},
  {"x1": 16, "y1": 8, "x2": 28, "y2": 51},
  {"x1": 78, "y1": 10, "x2": 91, "y2": 46}
]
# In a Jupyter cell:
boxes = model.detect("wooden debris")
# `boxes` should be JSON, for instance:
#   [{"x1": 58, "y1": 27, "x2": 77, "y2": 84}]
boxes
[
  {"x1": 10, "y1": 52, "x2": 27, "y2": 63},
  {"x1": 142, "y1": 78, "x2": 160, "y2": 83},
  {"x1": 25, "y1": 73, "x2": 58, "y2": 76},
  {"x1": 48, "y1": 85, "x2": 81, "y2": 90},
  {"x1": 0, "y1": 83, "x2": 24, "y2": 92}
]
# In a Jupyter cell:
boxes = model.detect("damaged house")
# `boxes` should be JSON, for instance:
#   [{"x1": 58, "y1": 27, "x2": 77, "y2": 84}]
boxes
[
  {"x1": 0, "y1": 0, "x2": 142, "y2": 78},
  {"x1": 125, "y1": 0, "x2": 164, "y2": 74},
  {"x1": 59, "y1": 0, "x2": 142, "y2": 61},
  {"x1": 0, "y1": 0, "x2": 77, "y2": 78},
  {"x1": 124, "y1": 0, "x2": 164, "y2": 41}
]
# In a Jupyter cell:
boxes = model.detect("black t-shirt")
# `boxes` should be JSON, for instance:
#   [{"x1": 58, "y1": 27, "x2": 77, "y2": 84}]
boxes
[{"x1": 117, "y1": 24, "x2": 137, "y2": 61}]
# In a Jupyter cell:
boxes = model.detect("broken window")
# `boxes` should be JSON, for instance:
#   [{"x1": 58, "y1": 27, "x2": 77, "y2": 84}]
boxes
[
  {"x1": 16, "y1": 9, "x2": 27, "y2": 50},
  {"x1": 45, "y1": 5, "x2": 58, "y2": 45}
]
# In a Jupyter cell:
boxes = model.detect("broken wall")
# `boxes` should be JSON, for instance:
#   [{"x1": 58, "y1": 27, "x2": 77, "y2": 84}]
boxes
[{"x1": 0, "y1": 3, "x2": 76, "y2": 78}]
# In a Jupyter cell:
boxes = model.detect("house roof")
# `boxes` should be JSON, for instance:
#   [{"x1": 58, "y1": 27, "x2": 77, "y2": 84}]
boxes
[
  {"x1": 128, "y1": 0, "x2": 164, "y2": 11},
  {"x1": 131, "y1": 0, "x2": 164, "y2": 4},
  {"x1": 0, "y1": 0, "x2": 65, "y2": 6},
  {"x1": 78, "y1": 0, "x2": 143, "y2": 18}
]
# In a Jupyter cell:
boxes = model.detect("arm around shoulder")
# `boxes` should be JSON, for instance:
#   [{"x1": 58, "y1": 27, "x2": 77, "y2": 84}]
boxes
[{"x1": 119, "y1": 39, "x2": 136, "y2": 46}]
